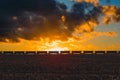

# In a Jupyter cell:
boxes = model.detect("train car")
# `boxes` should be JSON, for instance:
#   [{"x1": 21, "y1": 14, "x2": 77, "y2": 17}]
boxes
[
  {"x1": 83, "y1": 51, "x2": 94, "y2": 54},
  {"x1": 0, "y1": 51, "x2": 3, "y2": 55},
  {"x1": 25, "y1": 51, "x2": 36, "y2": 55},
  {"x1": 60, "y1": 51, "x2": 70, "y2": 54},
  {"x1": 37, "y1": 51, "x2": 47, "y2": 55},
  {"x1": 72, "y1": 51, "x2": 82, "y2": 54},
  {"x1": 95, "y1": 51, "x2": 106, "y2": 54},
  {"x1": 14, "y1": 51, "x2": 25, "y2": 55},
  {"x1": 118, "y1": 51, "x2": 120, "y2": 54},
  {"x1": 106, "y1": 51, "x2": 118, "y2": 54},
  {"x1": 3, "y1": 51, "x2": 14, "y2": 55},
  {"x1": 48, "y1": 51, "x2": 59, "y2": 54}
]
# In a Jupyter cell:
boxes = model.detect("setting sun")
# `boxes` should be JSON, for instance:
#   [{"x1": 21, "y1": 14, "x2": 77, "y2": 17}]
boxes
[
  {"x1": 47, "y1": 47, "x2": 69, "y2": 51},
  {"x1": 38, "y1": 39, "x2": 69, "y2": 51},
  {"x1": 0, "y1": 0, "x2": 120, "y2": 51}
]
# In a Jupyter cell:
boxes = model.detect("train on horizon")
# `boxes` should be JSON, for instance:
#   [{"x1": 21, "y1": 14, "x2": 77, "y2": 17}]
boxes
[{"x1": 0, "y1": 51, "x2": 120, "y2": 55}]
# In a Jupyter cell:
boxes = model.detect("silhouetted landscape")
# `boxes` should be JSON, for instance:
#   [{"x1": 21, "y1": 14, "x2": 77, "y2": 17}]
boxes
[
  {"x1": 0, "y1": 0, "x2": 120, "y2": 80},
  {"x1": 0, "y1": 51, "x2": 120, "y2": 80}
]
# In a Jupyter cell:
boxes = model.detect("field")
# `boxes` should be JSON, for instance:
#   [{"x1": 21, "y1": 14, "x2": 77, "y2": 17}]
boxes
[{"x1": 0, "y1": 51, "x2": 120, "y2": 80}]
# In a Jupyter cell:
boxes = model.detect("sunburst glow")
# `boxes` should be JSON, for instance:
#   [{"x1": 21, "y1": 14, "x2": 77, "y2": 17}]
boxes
[
  {"x1": 0, "y1": 0, "x2": 120, "y2": 51},
  {"x1": 48, "y1": 47, "x2": 69, "y2": 51}
]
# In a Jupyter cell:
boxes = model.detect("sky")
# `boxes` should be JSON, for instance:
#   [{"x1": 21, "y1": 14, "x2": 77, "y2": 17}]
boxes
[{"x1": 0, "y1": 0, "x2": 120, "y2": 51}]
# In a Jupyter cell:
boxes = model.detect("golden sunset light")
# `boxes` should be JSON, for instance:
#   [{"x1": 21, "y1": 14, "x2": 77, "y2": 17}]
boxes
[
  {"x1": 0, "y1": 0, "x2": 120, "y2": 51},
  {"x1": 0, "y1": 0, "x2": 120, "y2": 80}
]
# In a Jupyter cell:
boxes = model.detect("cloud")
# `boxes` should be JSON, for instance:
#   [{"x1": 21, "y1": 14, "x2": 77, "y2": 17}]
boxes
[
  {"x1": 93, "y1": 31, "x2": 117, "y2": 37},
  {"x1": 73, "y1": 31, "x2": 117, "y2": 42},
  {"x1": 0, "y1": 0, "x2": 119, "y2": 42},
  {"x1": 75, "y1": 0, "x2": 99, "y2": 6},
  {"x1": 64, "y1": 1, "x2": 101, "y2": 32},
  {"x1": 0, "y1": 0, "x2": 68, "y2": 42},
  {"x1": 102, "y1": 5, "x2": 120, "y2": 24}
]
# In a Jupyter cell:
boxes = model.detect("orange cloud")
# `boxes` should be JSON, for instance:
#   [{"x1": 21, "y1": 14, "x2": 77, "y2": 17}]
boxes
[
  {"x1": 72, "y1": 31, "x2": 117, "y2": 44},
  {"x1": 74, "y1": 20, "x2": 97, "y2": 34},
  {"x1": 102, "y1": 6, "x2": 120, "y2": 24},
  {"x1": 102, "y1": 6, "x2": 117, "y2": 16},
  {"x1": 61, "y1": 16, "x2": 66, "y2": 22},
  {"x1": 93, "y1": 31, "x2": 117, "y2": 37},
  {"x1": 74, "y1": 0, "x2": 99, "y2": 6}
]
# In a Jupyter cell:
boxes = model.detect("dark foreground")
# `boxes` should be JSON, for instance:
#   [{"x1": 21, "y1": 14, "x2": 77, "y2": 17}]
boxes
[{"x1": 0, "y1": 53, "x2": 120, "y2": 80}]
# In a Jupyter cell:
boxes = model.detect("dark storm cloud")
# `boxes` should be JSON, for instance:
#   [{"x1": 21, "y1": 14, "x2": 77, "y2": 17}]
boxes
[
  {"x1": 64, "y1": 2, "x2": 102, "y2": 32},
  {"x1": 0, "y1": 0, "x2": 56, "y2": 12},
  {"x1": 0, "y1": 0, "x2": 120, "y2": 42},
  {"x1": 0, "y1": 0, "x2": 67, "y2": 42}
]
